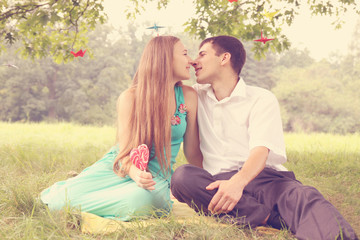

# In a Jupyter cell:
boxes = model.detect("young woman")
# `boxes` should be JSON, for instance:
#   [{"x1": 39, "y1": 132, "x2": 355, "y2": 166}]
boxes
[{"x1": 40, "y1": 36, "x2": 203, "y2": 220}]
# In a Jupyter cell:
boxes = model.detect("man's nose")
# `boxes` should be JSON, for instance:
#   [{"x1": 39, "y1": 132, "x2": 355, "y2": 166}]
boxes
[{"x1": 191, "y1": 61, "x2": 197, "y2": 67}]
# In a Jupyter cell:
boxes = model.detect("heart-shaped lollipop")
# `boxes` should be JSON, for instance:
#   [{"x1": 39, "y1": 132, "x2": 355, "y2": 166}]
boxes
[{"x1": 130, "y1": 144, "x2": 149, "y2": 171}]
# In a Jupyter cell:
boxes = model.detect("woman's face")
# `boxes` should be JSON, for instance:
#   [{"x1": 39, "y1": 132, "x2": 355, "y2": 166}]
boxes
[{"x1": 172, "y1": 41, "x2": 192, "y2": 81}]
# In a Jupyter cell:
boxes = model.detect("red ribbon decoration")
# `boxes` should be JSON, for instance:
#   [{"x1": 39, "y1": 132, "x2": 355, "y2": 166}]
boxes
[{"x1": 70, "y1": 49, "x2": 87, "y2": 57}]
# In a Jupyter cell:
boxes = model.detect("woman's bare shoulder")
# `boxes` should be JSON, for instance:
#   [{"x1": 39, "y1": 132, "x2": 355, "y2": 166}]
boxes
[
  {"x1": 117, "y1": 88, "x2": 136, "y2": 111},
  {"x1": 118, "y1": 88, "x2": 135, "y2": 102},
  {"x1": 181, "y1": 84, "x2": 198, "y2": 111},
  {"x1": 181, "y1": 84, "x2": 197, "y2": 100}
]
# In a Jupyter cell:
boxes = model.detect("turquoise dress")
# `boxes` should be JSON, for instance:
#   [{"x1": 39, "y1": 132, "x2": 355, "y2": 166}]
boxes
[{"x1": 40, "y1": 86, "x2": 187, "y2": 221}]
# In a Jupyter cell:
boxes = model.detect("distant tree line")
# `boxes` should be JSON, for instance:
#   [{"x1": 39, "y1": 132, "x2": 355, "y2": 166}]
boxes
[
  {"x1": 0, "y1": 22, "x2": 359, "y2": 133},
  {"x1": 0, "y1": 24, "x2": 146, "y2": 125},
  {"x1": 243, "y1": 30, "x2": 360, "y2": 134}
]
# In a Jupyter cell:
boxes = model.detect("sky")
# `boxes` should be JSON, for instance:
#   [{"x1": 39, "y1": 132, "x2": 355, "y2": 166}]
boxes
[{"x1": 103, "y1": 0, "x2": 359, "y2": 61}]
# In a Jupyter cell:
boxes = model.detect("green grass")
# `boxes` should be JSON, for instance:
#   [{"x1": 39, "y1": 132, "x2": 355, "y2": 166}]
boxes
[
  {"x1": 284, "y1": 133, "x2": 360, "y2": 231},
  {"x1": 0, "y1": 122, "x2": 359, "y2": 239}
]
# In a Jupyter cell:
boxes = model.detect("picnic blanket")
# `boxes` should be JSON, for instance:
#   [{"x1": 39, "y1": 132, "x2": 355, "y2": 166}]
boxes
[{"x1": 81, "y1": 199, "x2": 280, "y2": 235}]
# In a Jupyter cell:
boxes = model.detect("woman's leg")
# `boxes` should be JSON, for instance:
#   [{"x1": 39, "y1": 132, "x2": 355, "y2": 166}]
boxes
[{"x1": 41, "y1": 149, "x2": 172, "y2": 220}]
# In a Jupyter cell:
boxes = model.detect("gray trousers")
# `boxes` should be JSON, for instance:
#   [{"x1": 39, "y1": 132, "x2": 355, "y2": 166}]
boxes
[{"x1": 171, "y1": 164, "x2": 358, "y2": 240}]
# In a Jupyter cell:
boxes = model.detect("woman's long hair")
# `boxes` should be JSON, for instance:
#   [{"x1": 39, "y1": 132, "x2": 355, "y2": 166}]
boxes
[{"x1": 113, "y1": 36, "x2": 180, "y2": 177}]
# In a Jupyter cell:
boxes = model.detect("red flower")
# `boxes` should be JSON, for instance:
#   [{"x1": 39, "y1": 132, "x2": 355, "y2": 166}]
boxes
[
  {"x1": 228, "y1": 0, "x2": 238, "y2": 2},
  {"x1": 179, "y1": 104, "x2": 187, "y2": 114},
  {"x1": 130, "y1": 144, "x2": 149, "y2": 171},
  {"x1": 171, "y1": 115, "x2": 181, "y2": 125},
  {"x1": 70, "y1": 49, "x2": 87, "y2": 57}
]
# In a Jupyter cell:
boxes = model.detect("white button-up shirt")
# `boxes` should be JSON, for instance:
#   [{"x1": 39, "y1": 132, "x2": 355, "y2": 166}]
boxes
[{"x1": 193, "y1": 78, "x2": 287, "y2": 175}]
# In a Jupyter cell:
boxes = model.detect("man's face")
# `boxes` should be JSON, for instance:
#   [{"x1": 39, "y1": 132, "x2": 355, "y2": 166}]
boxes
[{"x1": 192, "y1": 42, "x2": 222, "y2": 84}]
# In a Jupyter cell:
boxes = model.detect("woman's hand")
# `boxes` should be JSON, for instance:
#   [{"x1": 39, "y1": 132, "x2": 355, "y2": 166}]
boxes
[{"x1": 129, "y1": 164, "x2": 156, "y2": 190}]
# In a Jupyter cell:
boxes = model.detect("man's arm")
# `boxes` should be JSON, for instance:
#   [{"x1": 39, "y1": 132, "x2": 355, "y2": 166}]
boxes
[
  {"x1": 206, "y1": 146, "x2": 268, "y2": 214},
  {"x1": 183, "y1": 85, "x2": 203, "y2": 168},
  {"x1": 206, "y1": 90, "x2": 284, "y2": 214}
]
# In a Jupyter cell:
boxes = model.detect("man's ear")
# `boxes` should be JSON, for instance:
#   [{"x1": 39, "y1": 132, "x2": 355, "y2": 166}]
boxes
[{"x1": 220, "y1": 52, "x2": 231, "y2": 66}]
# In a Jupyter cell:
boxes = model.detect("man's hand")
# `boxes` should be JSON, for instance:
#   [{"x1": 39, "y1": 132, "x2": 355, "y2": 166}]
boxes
[
  {"x1": 206, "y1": 178, "x2": 245, "y2": 214},
  {"x1": 206, "y1": 146, "x2": 269, "y2": 214},
  {"x1": 129, "y1": 165, "x2": 156, "y2": 190}
]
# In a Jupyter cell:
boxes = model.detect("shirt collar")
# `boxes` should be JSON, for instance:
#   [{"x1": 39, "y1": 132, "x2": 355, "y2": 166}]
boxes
[
  {"x1": 200, "y1": 77, "x2": 247, "y2": 103},
  {"x1": 230, "y1": 77, "x2": 247, "y2": 98}
]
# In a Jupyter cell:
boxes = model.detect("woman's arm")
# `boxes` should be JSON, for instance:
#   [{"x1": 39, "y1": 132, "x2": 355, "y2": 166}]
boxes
[
  {"x1": 116, "y1": 89, "x2": 134, "y2": 151},
  {"x1": 182, "y1": 85, "x2": 203, "y2": 168},
  {"x1": 117, "y1": 89, "x2": 156, "y2": 190}
]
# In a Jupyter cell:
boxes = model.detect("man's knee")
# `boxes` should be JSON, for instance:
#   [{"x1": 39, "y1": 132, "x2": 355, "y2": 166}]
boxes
[
  {"x1": 171, "y1": 164, "x2": 206, "y2": 201},
  {"x1": 171, "y1": 164, "x2": 196, "y2": 189}
]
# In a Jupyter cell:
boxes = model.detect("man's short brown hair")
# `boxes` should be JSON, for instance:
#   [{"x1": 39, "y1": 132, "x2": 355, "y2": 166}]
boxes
[{"x1": 200, "y1": 36, "x2": 246, "y2": 75}]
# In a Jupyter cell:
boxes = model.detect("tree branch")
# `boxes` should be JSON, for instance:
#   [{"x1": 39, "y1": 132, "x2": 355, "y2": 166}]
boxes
[{"x1": 0, "y1": 2, "x2": 51, "y2": 21}]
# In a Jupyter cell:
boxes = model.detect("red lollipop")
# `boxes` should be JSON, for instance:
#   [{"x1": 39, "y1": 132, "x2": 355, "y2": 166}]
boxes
[{"x1": 130, "y1": 144, "x2": 149, "y2": 171}]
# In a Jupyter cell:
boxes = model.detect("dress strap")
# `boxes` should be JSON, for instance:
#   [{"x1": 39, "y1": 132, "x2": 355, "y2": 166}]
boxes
[{"x1": 174, "y1": 85, "x2": 185, "y2": 111}]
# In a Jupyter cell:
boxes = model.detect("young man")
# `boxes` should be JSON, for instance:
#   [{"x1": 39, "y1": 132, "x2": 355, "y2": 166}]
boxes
[{"x1": 171, "y1": 35, "x2": 358, "y2": 240}]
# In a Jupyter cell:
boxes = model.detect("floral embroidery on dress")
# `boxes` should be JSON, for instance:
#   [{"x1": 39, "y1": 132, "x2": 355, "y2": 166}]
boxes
[
  {"x1": 179, "y1": 104, "x2": 187, "y2": 114},
  {"x1": 171, "y1": 104, "x2": 187, "y2": 126},
  {"x1": 171, "y1": 115, "x2": 181, "y2": 125}
]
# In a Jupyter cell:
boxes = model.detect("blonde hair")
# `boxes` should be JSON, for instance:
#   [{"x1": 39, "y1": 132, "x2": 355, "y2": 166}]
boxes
[{"x1": 113, "y1": 36, "x2": 180, "y2": 177}]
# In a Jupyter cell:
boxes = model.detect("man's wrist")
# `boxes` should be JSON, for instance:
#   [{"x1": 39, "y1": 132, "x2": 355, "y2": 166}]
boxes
[{"x1": 230, "y1": 171, "x2": 249, "y2": 189}]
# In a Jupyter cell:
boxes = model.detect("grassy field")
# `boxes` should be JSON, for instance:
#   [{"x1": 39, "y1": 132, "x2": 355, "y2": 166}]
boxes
[{"x1": 0, "y1": 122, "x2": 359, "y2": 239}]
